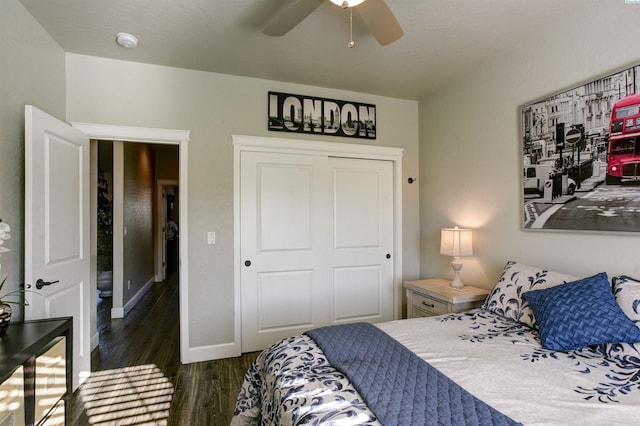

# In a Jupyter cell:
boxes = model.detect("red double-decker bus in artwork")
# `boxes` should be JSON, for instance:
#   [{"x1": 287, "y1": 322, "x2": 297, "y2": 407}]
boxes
[{"x1": 607, "y1": 93, "x2": 640, "y2": 184}]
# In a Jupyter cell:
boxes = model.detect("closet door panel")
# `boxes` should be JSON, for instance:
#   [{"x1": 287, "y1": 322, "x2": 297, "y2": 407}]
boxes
[
  {"x1": 240, "y1": 151, "x2": 328, "y2": 352},
  {"x1": 334, "y1": 168, "x2": 381, "y2": 248},
  {"x1": 258, "y1": 164, "x2": 312, "y2": 251},
  {"x1": 257, "y1": 270, "x2": 314, "y2": 329},
  {"x1": 329, "y1": 158, "x2": 394, "y2": 324},
  {"x1": 333, "y1": 265, "x2": 382, "y2": 321}
]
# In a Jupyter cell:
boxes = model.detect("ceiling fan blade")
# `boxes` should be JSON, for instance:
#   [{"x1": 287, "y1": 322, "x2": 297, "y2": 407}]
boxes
[
  {"x1": 356, "y1": 0, "x2": 404, "y2": 45},
  {"x1": 263, "y1": 0, "x2": 325, "y2": 36}
]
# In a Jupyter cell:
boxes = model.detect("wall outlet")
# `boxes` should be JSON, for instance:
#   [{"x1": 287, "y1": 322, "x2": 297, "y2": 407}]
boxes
[
  {"x1": 127, "y1": 280, "x2": 132, "y2": 290},
  {"x1": 207, "y1": 231, "x2": 216, "y2": 245}
]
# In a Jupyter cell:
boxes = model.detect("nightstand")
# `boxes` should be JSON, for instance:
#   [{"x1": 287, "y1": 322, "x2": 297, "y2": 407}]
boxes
[{"x1": 404, "y1": 278, "x2": 489, "y2": 318}]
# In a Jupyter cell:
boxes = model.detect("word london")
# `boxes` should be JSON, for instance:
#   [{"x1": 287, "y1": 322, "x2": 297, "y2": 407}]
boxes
[{"x1": 268, "y1": 92, "x2": 376, "y2": 140}]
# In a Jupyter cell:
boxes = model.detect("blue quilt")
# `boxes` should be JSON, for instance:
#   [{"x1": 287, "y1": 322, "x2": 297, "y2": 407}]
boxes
[{"x1": 306, "y1": 322, "x2": 521, "y2": 426}]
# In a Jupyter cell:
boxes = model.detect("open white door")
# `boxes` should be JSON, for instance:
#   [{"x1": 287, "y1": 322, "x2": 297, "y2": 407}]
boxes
[{"x1": 24, "y1": 105, "x2": 91, "y2": 391}]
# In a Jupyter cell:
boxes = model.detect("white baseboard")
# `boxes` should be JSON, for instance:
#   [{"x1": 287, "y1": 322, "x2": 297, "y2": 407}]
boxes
[
  {"x1": 91, "y1": 331, "x2": 99, "y2": 351},
  {"x1": 124, "y1": 277, "x2": 154, "y2": 317},
  {"x1": 182, "y1": 342, "x2": 241, "y2": 364},
  {"x1": 110, "y1": 276, "x2": 154, "y2": 319}
]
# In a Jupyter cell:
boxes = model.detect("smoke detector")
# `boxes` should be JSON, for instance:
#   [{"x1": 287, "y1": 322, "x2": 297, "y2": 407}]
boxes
[{"x1": 116, "y1": 32, "x2": 138, "y2": 49}]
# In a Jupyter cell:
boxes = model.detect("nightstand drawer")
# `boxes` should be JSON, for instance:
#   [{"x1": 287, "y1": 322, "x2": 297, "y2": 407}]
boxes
[
  {"x1": 412, "y1": 293, "x2": 448, "y2": 315},
  {"x1": 411, "y1": 305, "x2": 435, "y2": 318}
]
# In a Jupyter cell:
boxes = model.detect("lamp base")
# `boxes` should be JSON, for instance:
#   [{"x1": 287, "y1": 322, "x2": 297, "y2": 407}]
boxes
[{"x1": 449, "y1": 258, "x2": 465, "y2": 289}]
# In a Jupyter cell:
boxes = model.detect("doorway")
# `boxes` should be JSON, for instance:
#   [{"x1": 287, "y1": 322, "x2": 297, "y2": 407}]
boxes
[
  {"x1": 71, "y1": 122, "x2": 190, "y2": 363},
  {"x1": 95, "y1": 141, "x2": 180, "y2": 331},
  {"x1": 157, "y1": 180, "x2": 180, "y2": 282},
  {"x1": 165, "y1": 187, "x2": 179, "y2": 274},
  {"x1": 25, "y1": 110, "x2": 191, "y2": 391}
]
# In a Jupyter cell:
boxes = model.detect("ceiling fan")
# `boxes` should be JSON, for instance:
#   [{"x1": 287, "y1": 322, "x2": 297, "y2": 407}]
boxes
[{"x1": 263, "y1": 0, "x2": 404, "y2": 47}]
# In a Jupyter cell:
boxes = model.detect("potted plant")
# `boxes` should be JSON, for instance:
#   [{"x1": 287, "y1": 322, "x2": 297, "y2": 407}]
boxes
[
  {"x1": 97, "y1": 169, "x2": 113, "y2": 297},
  {"x1": 0, "y1": 220, "x2": 29, "y2": 336}
]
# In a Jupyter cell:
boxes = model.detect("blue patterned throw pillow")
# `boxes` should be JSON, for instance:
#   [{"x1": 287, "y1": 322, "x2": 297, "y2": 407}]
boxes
[
  {"x1": 523, "y1": 272, "x2": 640, "y2": 352},
  {"x1": 483, "y1": 261, "x2": 578, "y2": 328}
]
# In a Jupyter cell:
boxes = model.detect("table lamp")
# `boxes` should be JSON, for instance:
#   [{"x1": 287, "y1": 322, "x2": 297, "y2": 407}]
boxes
[{"x1": 440, "y1": 226, "x2": 473, "y2": 288}]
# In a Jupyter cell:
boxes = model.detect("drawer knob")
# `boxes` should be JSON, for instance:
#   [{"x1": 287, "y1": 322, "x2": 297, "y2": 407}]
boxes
[{"x1": 421, "y1": 301, "x2": 435, "y2": 308}]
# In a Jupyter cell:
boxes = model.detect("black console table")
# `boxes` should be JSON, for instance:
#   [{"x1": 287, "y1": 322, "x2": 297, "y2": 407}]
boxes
[{"x1": 0, "y1": 317, "x2": 73, "y2": 426}]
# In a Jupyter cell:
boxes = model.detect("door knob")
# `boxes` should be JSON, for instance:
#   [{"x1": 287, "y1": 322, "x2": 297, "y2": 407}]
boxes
[
  {"x1": 244, "y1": 260, "x2": 252, "y2": 267},
  {"x1": 36, "y1": 279, "x2": 60, "y2": 289}
]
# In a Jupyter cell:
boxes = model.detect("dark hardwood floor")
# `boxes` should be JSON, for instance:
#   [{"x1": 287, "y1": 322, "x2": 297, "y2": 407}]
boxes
[{"x1": 67, "y1": 272, "x2": 259, "y2": 425}]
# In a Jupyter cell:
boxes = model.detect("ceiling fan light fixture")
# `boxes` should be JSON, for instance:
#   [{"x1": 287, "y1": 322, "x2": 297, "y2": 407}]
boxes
[
  {"x1": 116, "y1": 32, "x2": 138, "y2": 49},
  {"x1": 263, "y1": 0, "x2": 402, "y2": 46},
  {"x1": 329, "y1": 0, "x2": 366, "y2": 8}
]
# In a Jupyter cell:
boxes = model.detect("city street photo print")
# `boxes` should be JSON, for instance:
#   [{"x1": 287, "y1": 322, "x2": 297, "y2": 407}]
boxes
[{"x1": 521, "y1": 63, "x2": 640, "y2": 232}]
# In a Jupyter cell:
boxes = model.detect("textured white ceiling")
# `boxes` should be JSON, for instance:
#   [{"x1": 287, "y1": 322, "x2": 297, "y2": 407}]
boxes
[{"x1": 20, "y1": 0, "x2": 591, "y2": 100}]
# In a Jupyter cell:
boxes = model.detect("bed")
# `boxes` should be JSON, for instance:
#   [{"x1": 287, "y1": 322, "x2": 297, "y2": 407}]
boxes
[{"x1": 231, "y1": 261, "x2": 640, "y2": 425}]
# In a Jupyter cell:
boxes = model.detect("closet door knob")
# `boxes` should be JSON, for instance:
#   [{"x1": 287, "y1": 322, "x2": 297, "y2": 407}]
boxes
[{"x1": 244, "y1": 260, "x2": 252, "y2": 267}]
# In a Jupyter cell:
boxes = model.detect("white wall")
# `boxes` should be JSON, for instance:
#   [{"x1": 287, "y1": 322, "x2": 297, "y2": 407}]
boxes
[
  {"x1": 0, "y1": 0, "x2": 65, "y2": 319},
  {"x1": 122, "y1": 143, "x2": 155, "y2": 305},
  {"x1": 65, "y1": 54, "x2": 420, "y2": 355},
  {"x1": 419, "y1": 1, "x2": 640, "y2": 289}
]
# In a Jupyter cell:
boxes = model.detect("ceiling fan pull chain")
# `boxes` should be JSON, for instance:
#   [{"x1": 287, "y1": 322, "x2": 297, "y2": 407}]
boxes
[{"x1": 348, "y1": 7, "x2": 355, "y2": 48}]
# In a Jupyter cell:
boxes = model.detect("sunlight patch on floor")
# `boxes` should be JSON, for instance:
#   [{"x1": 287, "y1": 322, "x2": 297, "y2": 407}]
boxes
[{"x1": 79, "y1": 364, "x2": 173, "y2": 425}]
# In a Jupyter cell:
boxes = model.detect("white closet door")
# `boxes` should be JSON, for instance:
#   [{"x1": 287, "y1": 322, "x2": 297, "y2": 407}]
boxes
[
  {"x1": 328, "y1": 157, "x2": 394, "y2": 324},
  {"x1": 240, "y1": 151, "x2": 329, "y2": 352},
  {"x1": 240, "y1": 151, "x2": 395, "y2": 352}
]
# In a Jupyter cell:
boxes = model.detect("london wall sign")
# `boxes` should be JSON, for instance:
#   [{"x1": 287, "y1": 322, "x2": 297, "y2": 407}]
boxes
[{"x1": 268, "y1": 91, "x2": 376, "y2": 139}]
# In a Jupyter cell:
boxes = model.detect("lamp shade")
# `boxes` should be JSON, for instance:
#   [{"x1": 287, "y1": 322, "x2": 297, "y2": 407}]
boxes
[{"x1": 440, "y1": 227, "x2": 473, "y2": 258}]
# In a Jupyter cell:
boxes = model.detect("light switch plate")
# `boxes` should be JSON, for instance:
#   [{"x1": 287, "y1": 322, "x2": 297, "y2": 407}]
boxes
[{"x1": 207, "y1": 231, "x2": 216, "y2": 245}]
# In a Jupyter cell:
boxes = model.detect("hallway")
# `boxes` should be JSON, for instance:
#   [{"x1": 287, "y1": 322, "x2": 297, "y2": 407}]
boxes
[{"x1": 67, "y1": 274, "x2": 258, "y2": 425}]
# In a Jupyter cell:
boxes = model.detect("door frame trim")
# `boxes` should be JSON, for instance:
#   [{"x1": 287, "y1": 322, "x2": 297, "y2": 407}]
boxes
[
  {"x1": 71, "y1": 122, "x2": 192, "y2": 363},
  {"x1": 232, "y1": 134, "x2": 404, "y2": 353}
]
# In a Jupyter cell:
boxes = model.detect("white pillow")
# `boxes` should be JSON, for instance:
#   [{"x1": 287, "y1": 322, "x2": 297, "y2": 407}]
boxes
[
  {"x1": 483, "y1": 261, "x2": 578, "y2": 328},
  {"x1": 602, "y1": 276, "x2": 640, "y2": 364},
  {"x1": 612, "y1": 275, "x2": 640, "y2": 328}
]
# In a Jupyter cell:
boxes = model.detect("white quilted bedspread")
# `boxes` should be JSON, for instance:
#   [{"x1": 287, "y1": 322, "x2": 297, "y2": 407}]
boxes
[
  {"x1": 233, "y1": 309, "x2": 640, "y2": 425},
  {"x1": 378, "y1": 310, "x2": 640, "y2": 425}
]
